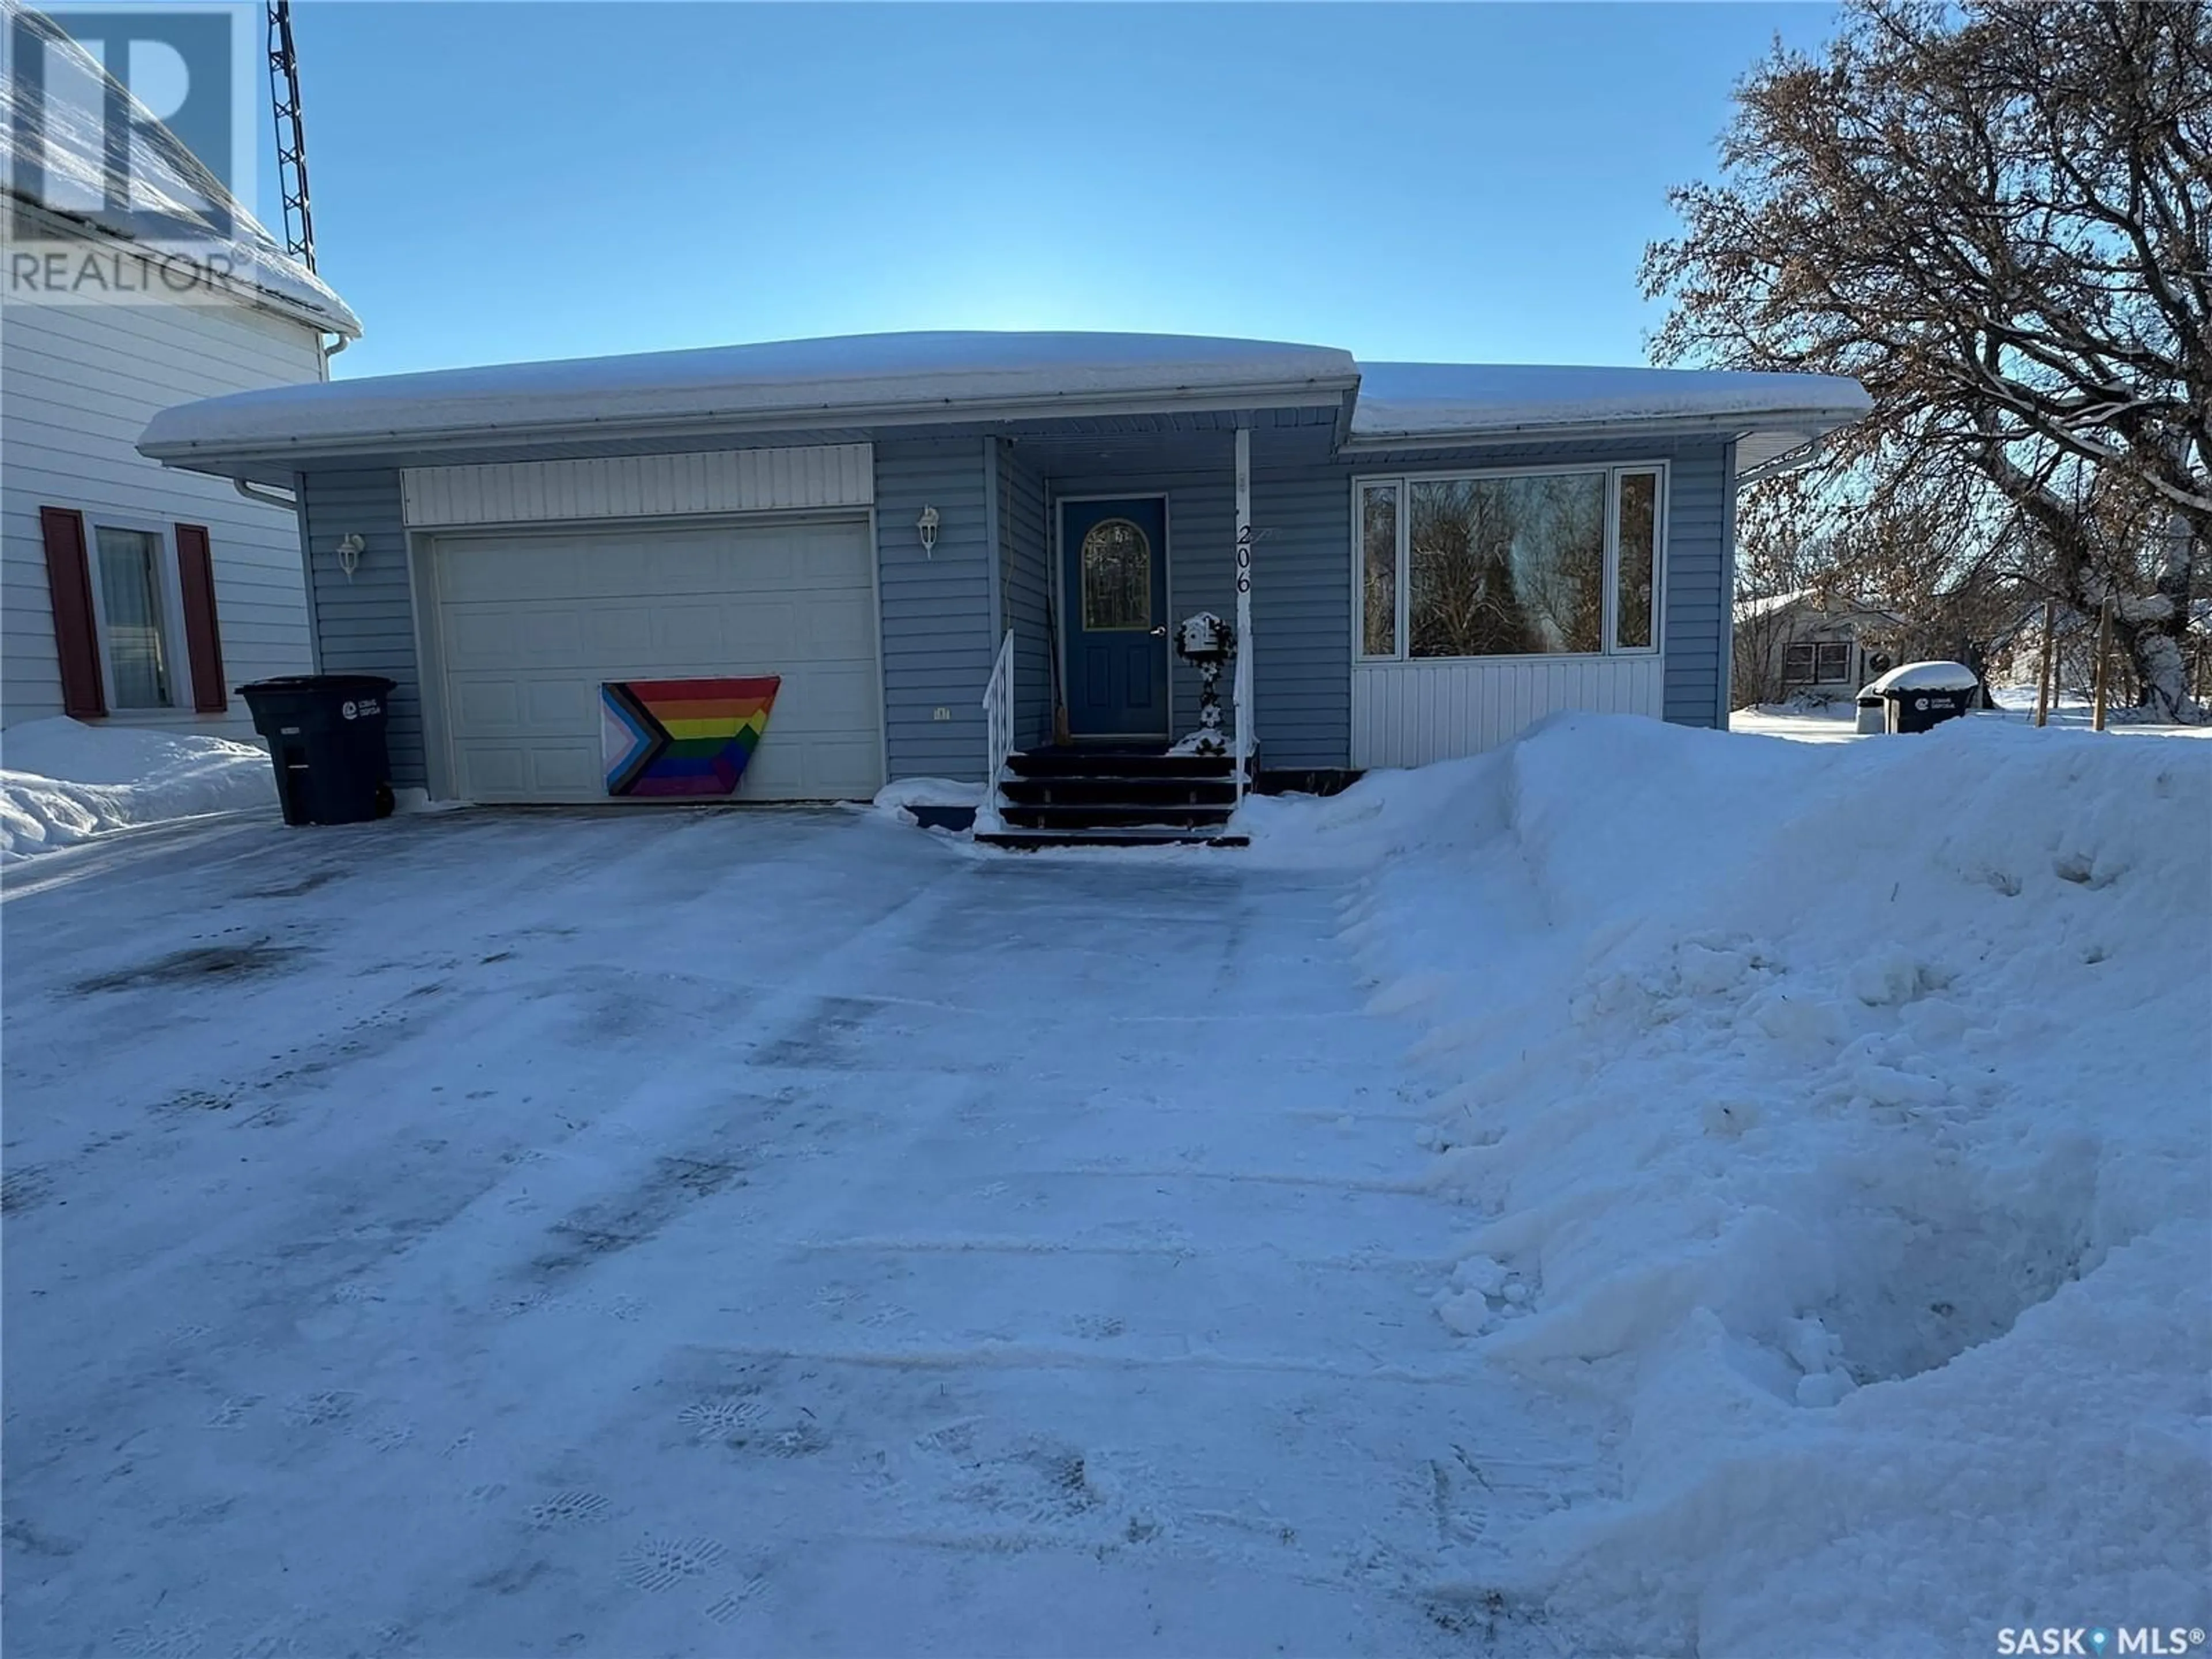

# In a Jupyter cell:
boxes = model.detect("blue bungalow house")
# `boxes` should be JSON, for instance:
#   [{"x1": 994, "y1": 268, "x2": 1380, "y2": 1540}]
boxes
[{"x1": 137, "y1": 332, "x2": 1869, "y2": 843}]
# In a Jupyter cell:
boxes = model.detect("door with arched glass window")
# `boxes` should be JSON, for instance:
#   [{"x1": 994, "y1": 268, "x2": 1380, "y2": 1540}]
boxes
[{"x1": 1059, "y1": 496, "x2": 1169, "y2": 740}]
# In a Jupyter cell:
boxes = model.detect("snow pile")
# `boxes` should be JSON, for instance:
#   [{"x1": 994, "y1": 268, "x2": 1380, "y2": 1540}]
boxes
[
  {"x1": 1317, "y1": 715, "x2": 2210, "y2": 1653},
  {"x1": 870, "y1": 777, "x2": 983, "y2": 827},
  {"x1": 1, "y1": 718, "x2": 275, "y2": 862},
  {"x1": 1865, "y1": 659, "x2": 1981, "y2": 694}
]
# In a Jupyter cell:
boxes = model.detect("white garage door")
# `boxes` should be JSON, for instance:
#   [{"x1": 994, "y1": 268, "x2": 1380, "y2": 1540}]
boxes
[{"x1": 433, "y1": 516, "x2": 883, "y2": 803}]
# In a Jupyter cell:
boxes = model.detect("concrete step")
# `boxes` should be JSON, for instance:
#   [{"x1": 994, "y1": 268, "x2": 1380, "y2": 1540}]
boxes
[
  {"x1": 999, "y1": 775, "x2": 1240, "y2": 808},
  {"x1": 999, "y1": 802, "x2": 1237, "y2": 832},
  {"x1": 1006, "y1": 748, "x2": 1243, "y2": 782},
  {"x1": 976, "y1": 827, "x2": 1250, "y2": 850}
]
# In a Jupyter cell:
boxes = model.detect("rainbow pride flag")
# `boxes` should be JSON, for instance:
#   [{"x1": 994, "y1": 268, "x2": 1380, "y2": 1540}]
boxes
[{"x1": 600, "y1": 676, "x2": 781, "y2": 797}]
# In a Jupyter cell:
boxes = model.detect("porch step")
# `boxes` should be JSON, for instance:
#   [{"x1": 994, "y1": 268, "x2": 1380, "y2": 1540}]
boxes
[
  {"x1": 981, "y1": 745, "x2": 1253, "y2": 851},
  {"x1": 1005, "y1": 749, "x2": 1240, "y2": 782},
  {"x1": 998, "y1": 774, "x2": 1239, "y2": 809},
  {"x1": 976, "y1": 827, "x2": 1251, "y2": 850},
  {"x1": 998, "y1": 801, "x2": 1236, "y2": 832}
]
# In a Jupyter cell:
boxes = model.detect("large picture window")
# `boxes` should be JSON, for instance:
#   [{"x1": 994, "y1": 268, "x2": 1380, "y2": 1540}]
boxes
[{"x1": 1355, "y1": 465, "x2": 1665, "y2": 661}]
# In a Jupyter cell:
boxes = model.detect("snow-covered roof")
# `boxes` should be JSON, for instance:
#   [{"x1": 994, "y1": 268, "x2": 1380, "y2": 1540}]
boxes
[
  {"x1": 1734, "y1": 590, "x2": 1910, "y2": 627},
  {"x1": 1736, "y1": 589, "x2": 1813, "y2": 624},
  {"x1": 1351, "y1": 362, "x2": 1870, "y2": 466},
  {"x1": 141, "y1": 331, "x2": 1359, "y2": 459},
  {"x1": 0, "y1": 7, "x2": 359, "y2": 337},
  {"x1": 137, "y1": 331, "x2": 1871, "y2": 472}
]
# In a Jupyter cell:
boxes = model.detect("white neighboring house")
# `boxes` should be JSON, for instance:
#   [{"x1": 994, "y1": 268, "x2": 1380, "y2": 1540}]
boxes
[
  {"x1": 1733, "y1": 589, "x2": 1910, "y2": 703},
  {"x1": 1, "y1": 14, "x2": 361, "y2": 737}
]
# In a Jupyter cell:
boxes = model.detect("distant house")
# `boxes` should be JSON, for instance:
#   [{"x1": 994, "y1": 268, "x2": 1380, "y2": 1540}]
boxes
[
  {"x1": 1733, "y1": 590, "x2": 1909, "y2": 704},
  {"x1": 1, "y1": 12, "x2": 361, "y2": 738},
  {"x1": 137, "y1": 332, "x2": 1868, "y2": 840}
]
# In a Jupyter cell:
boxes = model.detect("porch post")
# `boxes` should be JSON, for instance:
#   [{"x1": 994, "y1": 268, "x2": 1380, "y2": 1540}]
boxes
[{"x1": 1233, "y1": 425, "x2": 1253, "y2": 806}]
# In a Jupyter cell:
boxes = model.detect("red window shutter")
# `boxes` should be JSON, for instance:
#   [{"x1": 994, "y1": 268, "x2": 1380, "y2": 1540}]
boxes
[
  {"x1": 174, "y1": 522, "x2": 227, "y2": 713},
  {"x1": 37, "y1": 506, "x2": 106, "y2": 718}
]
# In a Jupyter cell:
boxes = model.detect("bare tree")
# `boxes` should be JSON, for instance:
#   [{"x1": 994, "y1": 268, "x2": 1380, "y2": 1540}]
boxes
[{"x1": 1646, "y1": 0, "x2": 2211, "y2": 718}]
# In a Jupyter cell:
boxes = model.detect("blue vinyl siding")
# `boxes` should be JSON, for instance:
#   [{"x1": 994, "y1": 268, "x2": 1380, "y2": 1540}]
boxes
[
  {"x1": 296, "y1": 467, "x2": 423, "y2": 786},
  {"x1": 1666, "y1": 441, "x2": 1733, "y2": 728},
  {"x1": 998, "y1": 442, "x2": 1052, "y2": 749},
  {"x1": 1248, "y1": 457, "x2": 1356, "y2": 769},
  {"x1": 1036, "y1": 429, "x2": 1351, "y2": 771},
  {"x1": 294, "y1": 429, "x2": 1736, "y2": 797},
  {"x1": 875, "y1": 438, "x2": 993, "y2": 780},
  {"x1": 1036, "y1": 432, "x2": 1732, "y2": 771}
]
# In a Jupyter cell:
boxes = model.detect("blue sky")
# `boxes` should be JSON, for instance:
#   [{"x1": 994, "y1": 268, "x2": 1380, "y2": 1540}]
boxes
[{"x1": 276, "y1": 3, "x2": 1841, "y2": 380}]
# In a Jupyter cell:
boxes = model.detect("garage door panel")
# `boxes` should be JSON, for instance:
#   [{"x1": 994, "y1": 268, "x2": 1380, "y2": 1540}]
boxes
[
  {"x1": 457, "y1": 744, "x2": 526, "y2": 798},
  {"x1": 772, "y1": 664, "x2": 880, "y2": 734},
  {"x1": 650, "y1": 600, "x2": 761, "y2": 661},
  {"x1": 516, "y1": 609, "x2": 585, "y2": 662},
  {"x1": 788, "y1": 522, "x2": 873, "y2": 582},
  {"x1": 803, "y1": 736, "x2": 885, "y2": 797},
  {"x1": 450, "y1": 678, "x2": 522, "y2": 732},
  {"x1": 442, "y1": 609, "x2": 517, "y2": 669},
  {"x1": 692, "y1": 599, "x2": 798, "y2": 660},
  {"x1": 434, "y1": 517, "x2": 883, "y2": 803}
]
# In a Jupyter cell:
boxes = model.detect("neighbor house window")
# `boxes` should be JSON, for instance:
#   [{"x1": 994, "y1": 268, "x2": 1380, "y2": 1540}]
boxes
[
  {"x1": 1783, "y1": 640, "x2": 1854, "y2": 687},
  {"x1": 94, "y1": 527, "x2": 173, "y2": 708},
  {"x1": 1355, "y1": 465, "x2": 1666, "y2": 661}
]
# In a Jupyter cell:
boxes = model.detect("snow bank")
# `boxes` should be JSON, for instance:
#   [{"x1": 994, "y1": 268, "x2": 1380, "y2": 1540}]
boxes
[
  {"x1": 1305, "y1": 716, "x2": 2211, "y2": 1653},
  {"x1": 1, "y1": 719, "x2": 275, "y2": 862},
  {"x1": 869, "y1": 778, "x2": 983, "y2": 829}
]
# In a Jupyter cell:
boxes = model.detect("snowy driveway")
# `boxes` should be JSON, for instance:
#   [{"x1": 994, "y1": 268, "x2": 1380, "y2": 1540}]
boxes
[{"x1": 2, "y1": 809, "x2": 1590, "y2": 1657}]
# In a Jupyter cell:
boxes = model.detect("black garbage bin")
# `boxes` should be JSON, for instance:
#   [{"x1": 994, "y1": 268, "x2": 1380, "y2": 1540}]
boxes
[
  {"x1": 237, "y1": 675, "x2": 397, "y2": 825},
  {"x1": 1859, "y1": 661, "x2": 1981, "y2": 736},
  {"x1": 1888, "y1": 685, "x2": 1975, "y2": 733}
]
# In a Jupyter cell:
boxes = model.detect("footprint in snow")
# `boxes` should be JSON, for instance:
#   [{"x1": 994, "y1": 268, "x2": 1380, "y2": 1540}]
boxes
[
  {"x1": 619, "y1": 1533, "x2": 726, "y2": 1593},
  {"x1": 678, "y1": 1397, "x2": 767, "y2": 1439},
  {"x1": 281, "y1": 1390, "x2": 358, "y2": 1428},
  {"x1": 112, "y1": 1621, "x2": 207, "y2": 1658},
  {"x1": 704, "y1": 1577, "x2": 769, "y2": 1624},
  {"x1": 203, "y1": 1395, "x2": 262, "y2": 1430},
  {"x1": 528, "y1": 1489, "x2": 612, "y2": 1528}
]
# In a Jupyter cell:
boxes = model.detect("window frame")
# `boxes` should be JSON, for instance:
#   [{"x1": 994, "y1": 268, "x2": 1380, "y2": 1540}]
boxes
[
  {"x1": 1351, "y1": 459, "x2": 1669, "y2": 665},
  {"x1": 81, "y1": 515, "x2": 192, "y2": 713},
  {"x1": 1781, "y1": 638, "x2": 1855, "y2": 688}
]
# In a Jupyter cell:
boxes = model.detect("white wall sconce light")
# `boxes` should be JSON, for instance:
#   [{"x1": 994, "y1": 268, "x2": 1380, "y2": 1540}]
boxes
[
  {"x1": 335, "y1": 533, "x2": 366, "y2": 581},
  {"x1": 916, "y1": 505, "x2": 940, "y2": 558}
]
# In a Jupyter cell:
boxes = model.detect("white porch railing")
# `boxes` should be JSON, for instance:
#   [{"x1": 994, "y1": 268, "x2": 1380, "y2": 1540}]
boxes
[
  {"x1": 1232, "y1": 425, "x2": 1253, "y2": 808},
  {"x1": 982, "y1": 626, "x2": 1015, "y2": 824}
]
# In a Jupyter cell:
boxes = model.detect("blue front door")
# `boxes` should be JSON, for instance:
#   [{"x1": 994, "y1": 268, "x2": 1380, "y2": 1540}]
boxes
[{"x1": 1062, "y1": 497, "x2": 1169, "y2": 740}]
